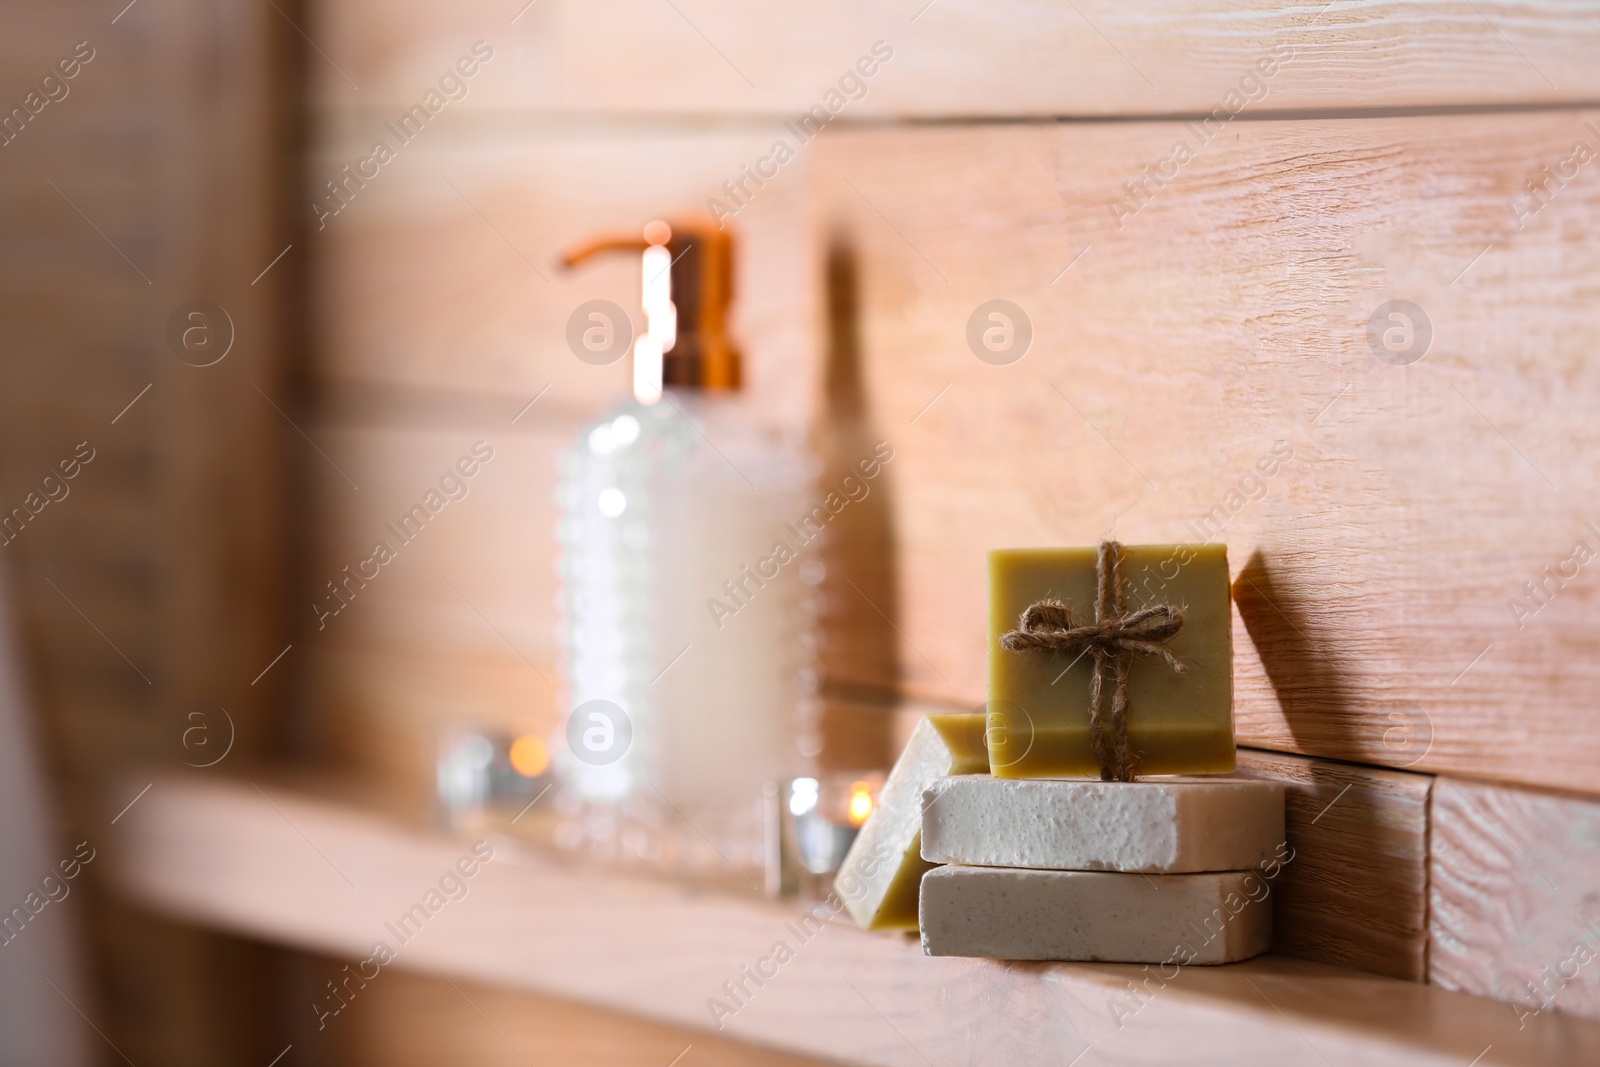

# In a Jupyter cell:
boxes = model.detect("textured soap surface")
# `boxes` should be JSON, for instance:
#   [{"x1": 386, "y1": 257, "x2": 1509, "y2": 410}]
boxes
[
  {"x1": 920, "y1": 866, "x2": 1272, "y2": 963},
  {"x1": 921, "y1": 775, "x2": 1284, "y2": 873},
  {"x1": 835, "y1": 714, "x2": 987, "y2": 931},
  {"x1": 987, "y1": 544, "x2": 1234, "y2": 778}
]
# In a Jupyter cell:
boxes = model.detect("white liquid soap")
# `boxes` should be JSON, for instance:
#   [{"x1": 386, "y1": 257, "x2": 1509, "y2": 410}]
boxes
[{"x1": 553, "y1": 218, "x2": 820, "y2": 878}]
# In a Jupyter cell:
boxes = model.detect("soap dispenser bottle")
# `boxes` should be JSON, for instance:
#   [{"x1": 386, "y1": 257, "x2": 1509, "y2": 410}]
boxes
[{"x1": 553, "y1": 217, "x2": 820, "y2": 879}]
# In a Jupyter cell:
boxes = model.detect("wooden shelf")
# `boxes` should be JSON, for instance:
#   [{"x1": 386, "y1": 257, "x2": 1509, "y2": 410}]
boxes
[{"x1": 111, "y1": 775, "x2": 1600, "y2": 1066}]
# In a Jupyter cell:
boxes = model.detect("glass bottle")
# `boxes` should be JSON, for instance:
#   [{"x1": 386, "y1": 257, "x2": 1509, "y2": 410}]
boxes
[{"x1": 553, "y1": 218, "x2": 820, "y2": 880}]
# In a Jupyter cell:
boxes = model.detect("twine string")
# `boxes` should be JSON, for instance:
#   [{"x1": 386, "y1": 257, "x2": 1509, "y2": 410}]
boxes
[{"x1": 998, "y1": 541, "x2": 1187, "y2": 780}]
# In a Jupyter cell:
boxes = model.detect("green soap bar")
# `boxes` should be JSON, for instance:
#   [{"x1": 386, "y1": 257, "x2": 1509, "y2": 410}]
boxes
[
  {"x1": 835, "y1": 713, "x2": 987, "y2": 931},
  {"x1": 927, "y1": 713, "x2": 991, "y2": 774},
  {"x1": 986, "y1": 545, "x2": 1234, "y2": 778}
]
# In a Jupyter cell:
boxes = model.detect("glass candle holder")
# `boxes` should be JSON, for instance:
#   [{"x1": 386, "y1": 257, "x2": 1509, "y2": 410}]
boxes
[
  {"x1": 765, "y1": 772, "x2": 885, "y2": 898},
  {"x1": 436, "y1": 728, "x2": 553, "y2": 834}
]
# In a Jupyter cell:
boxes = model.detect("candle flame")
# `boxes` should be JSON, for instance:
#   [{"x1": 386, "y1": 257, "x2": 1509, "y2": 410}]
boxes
[
  {"x1": 847, "y1": 781, "x2": 874, "y2": 826},
  {"x1": 509, "y1": 735, "x2": 550, "y2": 778}
]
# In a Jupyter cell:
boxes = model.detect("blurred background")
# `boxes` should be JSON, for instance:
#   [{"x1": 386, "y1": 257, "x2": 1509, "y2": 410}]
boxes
[{"x1": 5, "y1": 1, "x2": 1600, "y2": 1064}]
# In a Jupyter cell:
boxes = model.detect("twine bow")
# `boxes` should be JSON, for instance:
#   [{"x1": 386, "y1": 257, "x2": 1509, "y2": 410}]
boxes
[{"x1": 999, "y1": 541, "x2": 1187, "y2": 781}]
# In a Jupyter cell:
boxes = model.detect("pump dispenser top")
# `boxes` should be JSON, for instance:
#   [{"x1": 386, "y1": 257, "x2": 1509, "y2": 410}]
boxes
[{"x1": 563, "y1": 217, "x2": 741, "y2": 403}]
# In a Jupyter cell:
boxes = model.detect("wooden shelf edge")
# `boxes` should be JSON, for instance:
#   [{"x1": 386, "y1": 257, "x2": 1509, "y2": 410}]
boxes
[{"x1": 107, "y1": 775, "x2": 1600, "y2": 1067}]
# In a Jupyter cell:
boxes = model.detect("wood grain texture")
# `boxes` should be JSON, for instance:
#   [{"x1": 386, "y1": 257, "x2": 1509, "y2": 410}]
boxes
[
  {"x1": 296, "y1": 418, "x2": 569, "y2": 806},
  {"x1": 2, "y1": 0, "x2": 295, "y2": 1063},
  {"x1": 305, "y1": 0, "x2": 1600, "y2": 117},
  {"x1": 322, "y1": 969, "x2": 834, "y2": 1067},
  {"x1": 0, "y1": 0, "x2": 291, "y2": 779},
  {"x1": 801, "y1": 114, "x2": 1600, "y2": 793},
  {"x1": 1235, "y1": 749, "x2": 1431, "y2": 981},
  {"x1": 307, "y1": 114, "x2": 1600, "y2": 792},
  {"x1": 113, "y1": 775, "x2": 1600, "y2": 1067},
  {"x1": 308, "y1": 128, "x2": 816, "y2": 428},
  {"x1": 1430, "y1": 777, "x2": 1600, "y2": 1024}
]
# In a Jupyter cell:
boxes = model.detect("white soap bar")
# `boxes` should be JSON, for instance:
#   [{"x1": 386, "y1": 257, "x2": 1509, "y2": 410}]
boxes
[
  {"x1": 921, "y1": 775, "x2": 1284, "y2": 873},
  {"x1": 834, "y1": 715, "x2": 988, "y2": 931},
  {"x1": 920, "y1": 865, "x2": 1272, "y2": 963}
]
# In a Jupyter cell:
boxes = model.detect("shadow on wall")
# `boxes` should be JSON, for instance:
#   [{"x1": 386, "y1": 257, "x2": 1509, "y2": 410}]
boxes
[
  {"x1": 1232, "y1": 549, "x2": 1361, "y2": 761},
  {"x1": 815, "y1": 238, "x2": 905, "y2": 770}
]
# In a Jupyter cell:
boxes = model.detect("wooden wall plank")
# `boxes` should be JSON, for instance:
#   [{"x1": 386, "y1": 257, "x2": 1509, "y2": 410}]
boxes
[
  {"x1": 304, "y1": 421, "x2": 567, "y2": 666},
  {"x1": 305, "y1": 1, "x2": 1600, "y2": 117},
  {"x1": 307, "y1": 128, "x2": 816, "y2": 426},
  {"x1": 1236, "y1": 749, "x2": 1430, "y2": 981},
  {"x1": 1430, "y1": 777, "x2": 1600, "y2": 1024},
  {"x1": 802, "y1": 113, "x2": 1600, "y2": 794},
  {"x1": 298, "y1": 418, "x2": 570, "y2": 805}
]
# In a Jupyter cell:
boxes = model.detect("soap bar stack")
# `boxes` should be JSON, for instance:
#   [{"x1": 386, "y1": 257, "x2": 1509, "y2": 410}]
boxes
[
  {"x1": 836, "y1": 542, "x2": 1290, "y2": 965},
  {"x1": 916, "y1": 774, "x2": 1285, "y2": 963}
]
